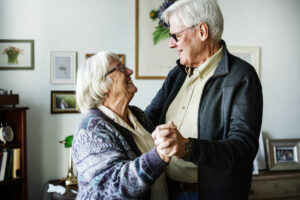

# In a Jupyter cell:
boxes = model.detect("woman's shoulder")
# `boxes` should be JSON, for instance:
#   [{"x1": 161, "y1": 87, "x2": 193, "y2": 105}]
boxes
[
  {"x1": 75, "y1": 108, "x2": 122, "y2": 144},
  {"x1": 73, "y1": 109, "x2": 130, "y2": 158}
]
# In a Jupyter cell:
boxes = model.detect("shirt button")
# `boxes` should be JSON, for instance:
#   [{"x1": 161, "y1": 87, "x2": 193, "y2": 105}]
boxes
[{"x1": 182, "y1": 106, "x2": 185, "y2": 109}]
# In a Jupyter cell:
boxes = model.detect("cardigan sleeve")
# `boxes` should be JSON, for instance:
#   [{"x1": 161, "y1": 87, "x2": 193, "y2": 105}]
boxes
[{"x1": 72, "y1": 116, "x2": 167, "y2": 199}]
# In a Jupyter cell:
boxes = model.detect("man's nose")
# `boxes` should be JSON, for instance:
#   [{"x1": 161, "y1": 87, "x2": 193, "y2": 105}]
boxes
[{"x1": 168, "y1": 37, "x2": 177, "y2": 48}]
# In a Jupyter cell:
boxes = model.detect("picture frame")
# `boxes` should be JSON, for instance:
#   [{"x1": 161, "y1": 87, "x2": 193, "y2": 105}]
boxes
[
  {"x1": 0, "y1": 39, "x2": 34, "y2": 70},
  {"x1": 50, "y1": 51, "x2": 77, "y2": 84},
  {"x1": 51, "y1": 91, "x2": 79, "y2": 114},
  {"x1": 227, "y1": 46, "x2": 260, "y2": 77},
  {"x1": 135, "y1": 0, "x2": 178, "y2": 79},
  {"x1": 266, "y1": 138, "x2": 300, "y2": 171},
  {"x1": 85, "y1": 53, "x2": 125, "y2": 65}
]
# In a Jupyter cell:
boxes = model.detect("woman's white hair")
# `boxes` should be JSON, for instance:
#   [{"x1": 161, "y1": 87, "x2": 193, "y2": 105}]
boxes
[
  {"x1": 76, "y1": 51, "x2": 120, "y2": 113},
  {"x1": 162, "y1": 0, "x2": 224, "y2": 42}
]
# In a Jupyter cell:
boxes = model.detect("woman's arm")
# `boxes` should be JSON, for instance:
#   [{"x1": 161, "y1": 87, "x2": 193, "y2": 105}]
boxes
[{"x1": 72, "y1": 117, "x2": 167, "y2": 199}]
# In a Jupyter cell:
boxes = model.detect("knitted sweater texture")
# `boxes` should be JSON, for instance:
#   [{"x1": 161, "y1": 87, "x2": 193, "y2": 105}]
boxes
[{"x1": 72, "y1": 106, "x2": 167, "y2": 200}]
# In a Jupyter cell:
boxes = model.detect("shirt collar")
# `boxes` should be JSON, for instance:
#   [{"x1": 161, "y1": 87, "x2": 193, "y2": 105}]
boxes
[
  {"x1": 98, "y1": 105, "x2": 137, "y2": 131},
  {"x1": 194, "y1": 45, "x2": 223, "y2": 79}
]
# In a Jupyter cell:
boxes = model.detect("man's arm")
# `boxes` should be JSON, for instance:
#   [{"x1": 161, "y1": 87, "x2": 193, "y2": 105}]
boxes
[{"x1": 155, "y1": 71, "x2": 263, "y2": 169}]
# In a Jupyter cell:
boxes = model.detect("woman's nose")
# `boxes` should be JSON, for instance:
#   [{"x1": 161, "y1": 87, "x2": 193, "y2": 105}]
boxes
[{"x1": 125, "y1": 67, "x2": 133, "y2": 75}]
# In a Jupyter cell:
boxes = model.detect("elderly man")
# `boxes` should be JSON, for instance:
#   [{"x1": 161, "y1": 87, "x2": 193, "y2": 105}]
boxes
[{"x1": 145, "y1": 0, "x2": 263, "y2": 200}]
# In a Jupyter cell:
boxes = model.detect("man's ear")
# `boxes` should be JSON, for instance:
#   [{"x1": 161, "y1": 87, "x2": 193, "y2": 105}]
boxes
[{"x1": 197, "y1": 22, "x2": 209, "y2": 41}]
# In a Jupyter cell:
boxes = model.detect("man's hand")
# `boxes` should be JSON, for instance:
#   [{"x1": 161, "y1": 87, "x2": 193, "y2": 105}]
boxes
[{"x1": 152, "y1": 121, "x2": 188, "y2": 160}]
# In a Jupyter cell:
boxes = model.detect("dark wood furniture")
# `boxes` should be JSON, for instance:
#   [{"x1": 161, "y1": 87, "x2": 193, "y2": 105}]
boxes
[
  {"x1": 0, "y1": 106, "x2": 28, "y2": 200},
  {"x1": 249, "y1": 170, "x2": 300, "y2": 200}
]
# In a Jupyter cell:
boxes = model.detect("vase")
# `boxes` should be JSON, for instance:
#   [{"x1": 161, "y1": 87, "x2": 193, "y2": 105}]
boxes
[{"x1": 7, "y1": 53, "x2": 19, "y2": 64}]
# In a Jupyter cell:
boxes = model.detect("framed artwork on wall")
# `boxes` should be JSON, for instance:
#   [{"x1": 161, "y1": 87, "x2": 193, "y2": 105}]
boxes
[
  {"x1": 227, "y1": 46, "x2": 260, "y2": 77},
  {"x1": 85, "y1": 53, "x2": 125, "y2": 65},
  {"x1": 266, "y1": 138, "x2": 300, "y2": 171},
  {"x1": 51, "y1": 91, "x2": 80, "y2": 114},
  {"x1": 135, "y1": 0, "x2": 177, "y2": 79},
  {"x1": 50, "y1": 51, "x2": 77, "y2": 84},
  {"x1": 0, "y1": 39, "x2": 34, "y2": 70}
]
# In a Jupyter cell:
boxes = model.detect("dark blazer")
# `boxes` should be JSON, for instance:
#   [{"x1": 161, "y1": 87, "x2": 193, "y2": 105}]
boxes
[{"x1": 145, "y1": 40, "x2": 263, "y2": 200}]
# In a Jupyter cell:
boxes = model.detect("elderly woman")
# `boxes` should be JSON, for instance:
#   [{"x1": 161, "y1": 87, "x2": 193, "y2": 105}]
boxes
[{"x1": 72, "y1": 52, "x2": 169, "y2": 200}]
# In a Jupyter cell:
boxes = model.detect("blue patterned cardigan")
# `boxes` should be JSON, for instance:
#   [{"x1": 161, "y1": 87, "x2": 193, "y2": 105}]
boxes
[{"x1": 72, "y1": 106, "x2": 168, "y2": 200}]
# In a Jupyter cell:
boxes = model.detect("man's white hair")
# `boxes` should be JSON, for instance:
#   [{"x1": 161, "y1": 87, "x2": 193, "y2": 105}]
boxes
[
  {"x1": 76, "y1": 51, "x2": 119, "y2": 113},
  {"x1": 162, "y1": 0, "x2": 224, "y2": 42}
]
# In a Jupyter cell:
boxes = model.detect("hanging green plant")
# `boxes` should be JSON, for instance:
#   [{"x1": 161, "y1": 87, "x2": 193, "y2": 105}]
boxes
[
  {"x1": 150, "y1": 0, "x2": 177, "y2": 45},
  {"x1": 153, "y1": 26, "x2": 170, "y2": 45}
]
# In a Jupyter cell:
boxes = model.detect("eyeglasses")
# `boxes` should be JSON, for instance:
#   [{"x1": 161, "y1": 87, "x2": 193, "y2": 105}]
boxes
[
  {"x1": 105, "y1": 63, "x2": 126, "y2": 77},
  {"x1": 169, "y1": 24, "x2": 197, "y2": 42}
]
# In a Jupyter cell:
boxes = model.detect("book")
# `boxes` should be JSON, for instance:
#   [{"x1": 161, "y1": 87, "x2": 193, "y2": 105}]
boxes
[
  {"x1": 12, "y1": 148, "x2": 21, "y2": 178},
  {"x1": 4, "y1": 149, "x2": 13, "y2": 180},
  {"x1": 0, "y1": 150, "x2": 8, "y2": 181}
]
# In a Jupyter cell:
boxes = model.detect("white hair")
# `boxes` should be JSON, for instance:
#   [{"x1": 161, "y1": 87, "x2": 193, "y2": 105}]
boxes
[
  {"x1": 162, "y1": 0, "x2": 224, "y2": 42},
  {"x1": 76, "y1": 51, "x2": 120, "y2": 113}
]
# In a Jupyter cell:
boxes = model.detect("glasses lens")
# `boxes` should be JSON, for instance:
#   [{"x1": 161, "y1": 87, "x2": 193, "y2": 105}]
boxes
[
  {"x1": 169, "y1": 33, "x2": 178, "y2": 42},
  {"x1": 118, "y1": 64, "x2": 126, "y2": 72}
]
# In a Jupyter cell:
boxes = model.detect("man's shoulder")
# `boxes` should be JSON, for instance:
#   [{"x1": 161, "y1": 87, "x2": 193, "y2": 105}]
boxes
[
  {"x1": 227, "y1": 53, "x2": 259, "y2": 81},
  {"x1": 229, "y1": 54, "x2": 257, "y2": 74}
]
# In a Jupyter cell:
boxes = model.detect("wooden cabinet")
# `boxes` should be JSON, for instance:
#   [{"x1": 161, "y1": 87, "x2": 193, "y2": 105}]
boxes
[
  {"x1": 249, "y1": 170, "x2": 300, "y2": 200},
  {"x1": 0, "y1": 107, "x2": 28, "y2": 200}
]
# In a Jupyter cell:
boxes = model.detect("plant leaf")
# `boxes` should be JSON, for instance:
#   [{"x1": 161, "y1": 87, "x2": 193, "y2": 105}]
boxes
[{"x1": 153, "y1": 26, "x2": 170, "y2": 45}]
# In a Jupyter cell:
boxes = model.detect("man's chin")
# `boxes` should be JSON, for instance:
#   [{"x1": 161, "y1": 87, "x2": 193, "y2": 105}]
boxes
[{"x1": 179, "y1": 58, "x2": 187, "y2": 66}]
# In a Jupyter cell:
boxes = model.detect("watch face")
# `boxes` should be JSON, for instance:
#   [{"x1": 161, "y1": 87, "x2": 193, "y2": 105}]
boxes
[{"x1": 3, "y1": 125, "x2": 14, "y2": 142}]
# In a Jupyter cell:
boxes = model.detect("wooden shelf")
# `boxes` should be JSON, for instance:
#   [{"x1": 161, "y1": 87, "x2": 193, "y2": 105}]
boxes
[
  {"x1": 0, "y1": 178, "x2": 24, "y2": 186},
  {"x1": 0, "y1": 143, "x2": 22, "y2": 149},
  {"x1": 249, "y1": 170, "x2": 300, "y2": 200},
  {"x1": 252, "y1": 170, "x2": 300, "y2": 181},
  {"x1": 0, "y1": 106, "x2": 28, "y2": 200}
]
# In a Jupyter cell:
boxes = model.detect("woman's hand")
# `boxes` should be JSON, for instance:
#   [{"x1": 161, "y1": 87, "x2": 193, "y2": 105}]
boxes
[{"x1": 152, "y1": 121, "x2": 188, "y2": 162}]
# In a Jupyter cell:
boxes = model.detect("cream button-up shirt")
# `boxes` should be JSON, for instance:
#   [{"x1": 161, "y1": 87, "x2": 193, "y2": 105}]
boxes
[
  {"x1": 165, "y1": 46, "x2": 223, "y2": 183},
  {"x1": 99, "y1": 105, "x2": 168, "y2": 200}
]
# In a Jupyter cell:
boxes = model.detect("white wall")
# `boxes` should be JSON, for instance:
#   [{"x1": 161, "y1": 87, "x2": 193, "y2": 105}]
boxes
[{"x1": 0, "y1": 0, "x2": 299, "y2": 199}]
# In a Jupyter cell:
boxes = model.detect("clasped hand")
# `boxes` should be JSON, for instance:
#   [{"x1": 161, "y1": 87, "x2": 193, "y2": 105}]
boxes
[{"x1": 152, "y1": 121, "x2": 187, "y2": 163}]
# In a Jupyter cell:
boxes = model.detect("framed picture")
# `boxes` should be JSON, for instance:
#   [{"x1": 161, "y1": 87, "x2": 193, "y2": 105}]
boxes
[
  {"x1": 0, "y1": 39, "x2": 34, "y2": 70},
  {"x1": 227, "y1": 46, "x2": 260, "y2": 77},
  {"x1": 266, "y1": 138, "x2": 300, "y2": 171},
  {"x1": 135, "y1": 0, "x2": 178, "y2": 79},
  {"x1": 50, "y1": 51, "x2": 77, "y2": 84},
  {"x1": 51, "y1": 91, "x2": 79, "y2": 114},
  {"x1": 85, "y1": 53, "x2": 125, "y2": 65}
]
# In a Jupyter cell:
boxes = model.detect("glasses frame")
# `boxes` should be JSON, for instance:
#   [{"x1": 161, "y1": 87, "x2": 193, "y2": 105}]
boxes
[
  {"x1": 105, "y1": 63, "x2": 126, "y2": 77},
  {"x1": 169, "y1": 24, "x2": 198, "y2": 42}
]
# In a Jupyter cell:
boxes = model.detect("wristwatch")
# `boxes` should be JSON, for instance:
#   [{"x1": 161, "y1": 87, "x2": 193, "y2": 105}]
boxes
[
  {"x1": 184, "y1": 138, "x2": 193, "y2": 160},
  {"x1": 0, "y1": 123, "x2": 14, "y2": 144},
  {"x1": 185, "y1": 138, "x2": 193, "y2": 153}
]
